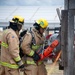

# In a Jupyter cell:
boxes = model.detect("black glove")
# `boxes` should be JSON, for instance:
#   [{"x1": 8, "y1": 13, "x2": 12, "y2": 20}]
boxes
[
  {"x1": 17, "y1": 60, "x2": 25, "y2": 71},
  {"x1": 19, "y1": 64, "x2": 25, "y2": 71},
  {"x1": 44, "y1": 45, "x2": 48, "y2": 49},
  {"x1": 32, "y1": 52, "x2": 40, "y2": 62},
  {"x1": 19, "y1": 64, "x2": 25, "y2": 69}
]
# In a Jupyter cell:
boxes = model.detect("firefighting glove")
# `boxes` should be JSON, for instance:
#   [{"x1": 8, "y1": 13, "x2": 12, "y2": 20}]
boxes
[
  {"x1": 17, "y1": 60, "x2": 25, "y2": 71},
  {"x1": 32, "y1": 52, "x2": 40, "y2": 62},
  {"x1": 44, "y1": 45, "x2": 48, "y2": 49}
]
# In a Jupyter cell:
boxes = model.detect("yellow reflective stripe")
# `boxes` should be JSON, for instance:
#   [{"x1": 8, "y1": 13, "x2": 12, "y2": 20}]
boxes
[
  {"x1": 4, "y1": 30, "x2": 8, "y2": 33},
  {"x1": 28, "y1": 50, "x2": 34, "y2": 56},
  {"x1": 0, "y1": 61, "x2": 19, "y2": 69},
  {"x1": 38, "y1": 61, "x2": 43, "y2": 65},
  {"x1": 1, "y1": 42, "x2": 8, "y2": 48},
  {"x1": 1, "y1": 30, "x2": 8, "y2": 48},
  {"x1": 14, "y1": 56, "x2": 21, "y2": 62},
  {"x1": 26, "y1": 60, "x2": 36, "y2": 65},
  {"x1": 26, "y1": 60, "x2": 43, "y2": 65},
  {"x1": 32, "y1": 45, "x2": 40, "y2": 50}
]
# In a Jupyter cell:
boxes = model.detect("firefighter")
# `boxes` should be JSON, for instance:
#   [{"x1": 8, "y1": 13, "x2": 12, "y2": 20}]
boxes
[
  {"x1": 0, "y1": 16, "x2": 25, "y2": 75},
  {"x1": 21, "y1": 18, "x2": 48, "y2": 75}
]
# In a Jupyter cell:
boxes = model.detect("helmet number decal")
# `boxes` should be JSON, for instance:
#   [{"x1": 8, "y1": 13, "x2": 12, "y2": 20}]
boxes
[{"x1": 40, "y1": 21, "x2": 44, "y2": 26}]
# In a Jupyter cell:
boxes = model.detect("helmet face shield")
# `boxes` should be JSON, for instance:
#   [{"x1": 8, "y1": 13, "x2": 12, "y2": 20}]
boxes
[
  {"x1": 18, "y1": 22, "x2": 24, "y2": 26},
  {"x1": 17, "y1": 23, "x2": 23, "y2": 31},
  {"x1": 39, "y1": 27, "x2": 46, "y2": 34}
]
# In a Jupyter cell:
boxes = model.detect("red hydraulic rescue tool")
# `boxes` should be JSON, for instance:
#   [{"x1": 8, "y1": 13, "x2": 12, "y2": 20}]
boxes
[{"x1": 37, "y1": 40, "x2": 59, "y2": 61}]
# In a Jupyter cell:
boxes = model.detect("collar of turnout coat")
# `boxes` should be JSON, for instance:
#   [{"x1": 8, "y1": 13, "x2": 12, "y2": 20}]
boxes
[{"x1": 32, "y1": 27, "x2": 45, "y2": 43}]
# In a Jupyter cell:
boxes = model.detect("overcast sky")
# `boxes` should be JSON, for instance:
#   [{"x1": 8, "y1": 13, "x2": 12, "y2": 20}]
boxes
[{"x1": 0, "y1": 0, "x2": 64, "y2": 6}]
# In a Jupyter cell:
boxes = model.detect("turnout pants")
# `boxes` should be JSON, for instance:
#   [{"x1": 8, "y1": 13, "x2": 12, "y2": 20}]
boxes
[
  {"x1": 0, "y1": 66, "x2": 20, "y2": 75},
  {"x1": 24, "y1": 64, "x2": 47, "y2": 75}
]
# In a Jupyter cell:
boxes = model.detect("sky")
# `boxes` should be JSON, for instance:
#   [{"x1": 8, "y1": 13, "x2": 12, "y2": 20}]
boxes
[{"x1": 0, "y1": 0, "x2": 64, "y2": 6}]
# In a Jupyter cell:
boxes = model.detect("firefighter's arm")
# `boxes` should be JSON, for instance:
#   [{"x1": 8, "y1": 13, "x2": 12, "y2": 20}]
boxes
[
  {"x1": 21, "y1": 33, "x2": 40, "y2": 61},
  {"x1": 7, "y1": 33, "x2": 24, "y2": 68},
  {"x1": 21, "y1": 33, "x2": 34, "y2": 56}
]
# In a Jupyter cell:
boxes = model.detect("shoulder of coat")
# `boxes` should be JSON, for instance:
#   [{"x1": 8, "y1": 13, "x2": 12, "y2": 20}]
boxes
[
  {"x1": 24, "y1": 31, "x2": 32, "y2": 38},
  {"x1": 5, "y1": 29, "x2": 17, "y2": 38}
]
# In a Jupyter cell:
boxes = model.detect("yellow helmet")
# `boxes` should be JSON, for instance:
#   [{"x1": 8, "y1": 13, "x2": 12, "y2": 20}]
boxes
[
  {"x1": 36, "y1": 18, "x2": 48, "y2": 28},
  {"x1": 12, "y1": 15, "x2": 24, "y2": 25}
]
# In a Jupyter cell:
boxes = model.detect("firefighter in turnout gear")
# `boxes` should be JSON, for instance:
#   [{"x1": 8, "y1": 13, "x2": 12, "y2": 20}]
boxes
[
  {"x1": 0, "y1": 16, "x2": 25, "y2": 75},
  {"x1": 21, "y1": 18, "x2": 48, "y2": 75}
]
